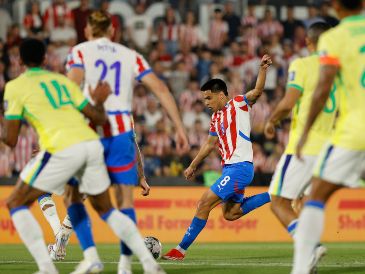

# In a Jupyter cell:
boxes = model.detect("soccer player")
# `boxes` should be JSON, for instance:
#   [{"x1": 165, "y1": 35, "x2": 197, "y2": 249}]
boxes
[
  {"x1": 292, "y1": 1, "x2": 365, "y2": 273},
  {"x1": 3, "y1": 38, "x2": 165, "y2": 274},
  {"x1": 163, "y1": 55, "x2": 272, "y2": 260},
  {"x1": 65, "y1": 10, "x2": 188, "y2": 273},
  {"x1": 264, "y1": 22, "x2": 335, "y2": 269}
]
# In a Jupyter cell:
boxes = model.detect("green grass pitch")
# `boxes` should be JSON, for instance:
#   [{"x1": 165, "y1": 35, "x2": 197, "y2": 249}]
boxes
[{"x1": 0, "y1": 243, "x2": 365, "y2": 273}]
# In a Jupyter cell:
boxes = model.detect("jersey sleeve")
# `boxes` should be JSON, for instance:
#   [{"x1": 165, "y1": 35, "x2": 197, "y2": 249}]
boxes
[
  {"x1": 134, "y1": 52, "x2": 152, "y2": 82},
  {"x1": 286, "y1": 59, "x2": 305, "y2": 93},
  {"x1": 4, "y1": 83, "x2": 24, "y2": 120},
  {"x1": 318, "y1": 31, "x2": 341, "y2": 67},
  {"x1": 209, "y1": 117, "x2": 217, "y2": 136},
  {"x1": 67, "y1": 81, "x2": 89, "y2": 111},
  {"x1": 66, "y1": 46, "x2": 85, "y2": 71},
  {"x1": 233, "y1": 95, "x2": 249, "y2": 111}
]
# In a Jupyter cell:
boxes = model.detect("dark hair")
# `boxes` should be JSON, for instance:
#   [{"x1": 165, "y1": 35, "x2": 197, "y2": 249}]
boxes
[
  {"x1": 20, "y1": 38, "x2": 46, "y2": 67},
  {"x1": 308, "y1": 21, "x2": 331, "y2": 44},
  {"x1": 201, "y1": 78, "x2": 228, "y2": 96},
  {"x1": 337, "y1": 0, "x2": 362, "y2": 10}
]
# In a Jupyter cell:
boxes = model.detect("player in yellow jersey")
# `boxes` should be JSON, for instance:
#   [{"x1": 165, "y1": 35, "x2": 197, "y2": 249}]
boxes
[
  {"x1": 292, "y1": 1, "x2": 365, "y2": 273},
  {"x1": 2, "y1": 39, "x2": 165, "y2": 274},
  {"x1": 265, "y1": 22, "x2": 335, "y2": 270}
]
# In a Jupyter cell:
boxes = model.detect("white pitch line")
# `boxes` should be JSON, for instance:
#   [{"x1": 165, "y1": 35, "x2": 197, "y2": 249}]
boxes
[{"x1": 1, "y1": 261, "x2": 365, "y2": 268}]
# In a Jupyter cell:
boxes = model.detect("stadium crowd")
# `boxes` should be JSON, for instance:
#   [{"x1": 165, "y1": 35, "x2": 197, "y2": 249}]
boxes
[{"x1": 0, "y1": 0, "x2": 340, "y2": 185}]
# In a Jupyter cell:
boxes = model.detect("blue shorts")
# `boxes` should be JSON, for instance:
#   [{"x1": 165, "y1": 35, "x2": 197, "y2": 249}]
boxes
[
  {"x1": 101, "y1": 131, "x2": 138, "y2": 185},
  {"x1": 210, "y1": 161, "x2": 254, "y2": 203}
]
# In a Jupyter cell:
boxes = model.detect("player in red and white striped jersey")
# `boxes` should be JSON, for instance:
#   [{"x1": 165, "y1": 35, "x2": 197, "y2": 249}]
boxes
[
  {"x1": 163, "y1": 55, "x2": 272, "y2": 261},
  {"x1": 65, "y1": 11, "x2": 188, "y2": 274}
]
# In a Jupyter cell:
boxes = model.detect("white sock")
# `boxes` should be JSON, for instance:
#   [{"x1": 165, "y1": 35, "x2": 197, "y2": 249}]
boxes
[
  {"x1": 61, "y1": 215, "x2": 73, "y2": 238},
  {"x1": 39, "y1": 196, "x2": 61, "y2": 236},
  {"x1": 12, "y1": 208, "x2": 58, "y2": 274},
  {"x1": 84, "y1": 246, "x2": 101, "y2": 262},
  {"x1": 287, "y1": 219, "x2": 298, "y2": 238},
  {"x1": 292, "y1": 203, "x2": 324, "y2": 274},
  {"x1": 176, "y1": 245, "x2": 186, "y2": 254},
  {"x1": 119, "y1": 255, "x2": 132, "y2": 271},
  {"x1": 104, "y1": 209, "x2": 157, "y2": 271}
]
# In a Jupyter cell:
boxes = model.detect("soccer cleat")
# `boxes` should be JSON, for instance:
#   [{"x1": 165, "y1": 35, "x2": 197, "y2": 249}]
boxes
[
  {"x1": 161, "y1": 248, "x2": 185, "y2": 261},
  {"x1": 143, "y1": 265, "x2": 166, "y2": 274},
  {"x1": 118, "y1": 269, "x2": 132, "y2": 274},
  {"x1": 54, "y1": 227, "x2": 71, "y2": 260},
  {"x1": 33, "y1": 271, "x2": 58, "y2": 274},
  {"x1": 48, "y1": 244, "x2": 62, "y2": 261},
  {"x1": 70, "y1": 259, "x2": 104, "y2": 274},
  {"x1": 309, "y1": 244, "x2": 327, "y2": 274}
]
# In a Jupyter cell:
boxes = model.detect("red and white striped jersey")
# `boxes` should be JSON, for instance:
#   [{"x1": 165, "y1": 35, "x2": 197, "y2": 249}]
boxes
[
  {"x1": 209, "y1": 95, "x2": 252, "y2": 165},
  {"x1": 66, "y1": 38, "x2": 152, "y2": 138}
]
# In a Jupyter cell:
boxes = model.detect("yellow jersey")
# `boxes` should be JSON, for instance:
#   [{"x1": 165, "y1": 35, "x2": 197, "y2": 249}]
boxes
[
  {"x1": 285, "y1": 54, "x2": 339, "y2": 155},
  {"x1": 4, "y1": 67, "x2": 98, "y2": 153},
  {"x1": 318, "y1": 14, "x2": 365, "y2": 150}
]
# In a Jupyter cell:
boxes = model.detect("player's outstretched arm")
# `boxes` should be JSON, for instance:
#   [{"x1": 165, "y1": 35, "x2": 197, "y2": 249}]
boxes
[
  {"x1": 142, "y1": 73, "x2": 189, "y2": 153},
  {"x1": 296, "y1": 64, "x2": 337, "y2": 158},
  {"x1": 264, "y1": 87, "x2": 301, "y2": 139},
  {"x1": 134, "y1": 136, "x2": 150, "y2": 196},
  {"x1": 81, "y1": 82, "x2": 111, "y2": 125},
  {"x1": 245, "y1": 54, "x2": 272, "y2": 106},
  {"x1": 184, "y1": 135, "x2": 218, "y2": 180}
]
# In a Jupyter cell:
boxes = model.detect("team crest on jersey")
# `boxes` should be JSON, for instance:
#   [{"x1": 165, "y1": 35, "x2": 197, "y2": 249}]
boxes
[
  {"x1": 289, "y1": 71, "x2": 295, "y2": 81},
  {"x1": 220, "y1": 122, "x2": 226, "y2": 135},
  {"x1": 3, "y1": 100, "x2": 8, "y2": 111}
]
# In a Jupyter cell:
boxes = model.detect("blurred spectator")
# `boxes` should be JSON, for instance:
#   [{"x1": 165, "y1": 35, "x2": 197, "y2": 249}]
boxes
[
  {"x1": 242, "y1": 3, "x2": 258, "y2": 27},
  {"x1": 5, "y1": 45, "x2": 22, "y2": 80},
  {"x1": 250, "y1": 93, "x2": 271, "y2": 136},
  {"x1": 304, "y1": 3, "x2": 322, "y2": 28},
  {"x1": 167, "y1": 61, "x2": 189, "y2": 98},
  {"x1": 293, "y1": 24, "x2": 308, "y2": 56},
  {"x1": 49, "y1": 16, "x2": 77, "y2": 62},
  {"x1": 188, "y1": 119, "x2": 208, "y2": 147},
  {"x1": 133, "y1": 84, "x2": 149, "y2": 118},
  {"x1": 157, "y1": 6, "x2": 180, "y2": 56},
  {"x1": 178, "y1": 10, "x2": 204, "y2": 50},
  {"x1": 43, "y1": 0, "x2": 73, "y2": 33},
  {"x1": 0, "y1": 61, "x2": 6, "y2": 93},
  {"x1": 143, "y1": 98, "x2": 163, "y2": 130},
  {"x1": 257, "y1": 8, "x2": 283, "y2": 42},
  {"x1": 5, "y1": 24, "x2": 22, "y2": 50},
  {"x1": 202, "y1": 61, "x2": 226, "y2": 84},
  {"x1": 183, "y1": 100, "x2": 210, "y2": 130},
  {"x1": 174, "y1": 44, "x2": 198, "y2": 74},
  {"x1": 100, "y1": 0, "x2": 123, "y2": 43},
  {"x1": 320, "y1": 0, "x2": 339, "y2": 27},
  {"x1": 127, "y1": 3, "x2": 152, "y2": 54},
  {"x1": 179, "y1": 79, "x2": 202, "y2": 112},
  {"x1": 72, "y1": 0, "x2": 92, "y2": 43},
  {"x1": 0, "y1": 142, "x2": 13, "y2": 178},
  {"x1": 0, "y1": 7, "x2": 11, "y2": 42},
  {"x1": 23, "y1": 1, "x2": 45, "y2": 39},
  {"x1": 196, "y1": 47, "x2": 213, "y2": 84},
  {"x1": 149, "y1": 41, "x2": 173, "y2": 69},
  {"x1": 13, "y1": 124, "x2": 37, "y2": 175},
  {"x1": 252, "y1": 142, "x2": 266, "y2": 173},
  {"x1": 241, "y1": 24, "x2": 261, "y2": 56},
  {"x1": 45, "y1": 43, "x2": 64, "y2": 73},
  {"x1": 223, "y1": 1, "x2": 241, "y2": 43},
  {"x1": 281, "y1": 5, "x2": 303, "y2": 41},
  {"x1": 208, "y1": 8, "x2": 228, "y2": 51}
]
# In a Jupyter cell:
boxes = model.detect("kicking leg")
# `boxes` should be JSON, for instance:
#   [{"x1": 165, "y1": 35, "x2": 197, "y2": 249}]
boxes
[
  {"x1": 7, "y1": 179, "x2": 58, "y2": 274},
  {"x1": 162, "y1": 189, "x2": 221, "y2": 260},
  {"x1": 292, "y1": 177, "x2": 340, "y2": 274},
  {"x1": 38, "y1": 193, "x2": 61, "y2": 236},
  {"x1": 114, "y1": 184, "x2": 136, "y2": 274}
]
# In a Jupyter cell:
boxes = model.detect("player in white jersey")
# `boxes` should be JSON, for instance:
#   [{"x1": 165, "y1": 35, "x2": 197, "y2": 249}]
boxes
[
  {"x1": 65, "y1": 11, "x2": 188, "y2": 274},
  {"x1": 163, "y1": 56, "x2": 272, "y2": 260}
]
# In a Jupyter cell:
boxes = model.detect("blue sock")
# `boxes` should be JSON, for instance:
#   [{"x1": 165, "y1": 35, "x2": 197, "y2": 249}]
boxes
[
  {"x1": 120, "y1": 208, "x2": 136, "y2": 256},
  {"x1": 179, "y1": 217, "x2": 207, "y2": 251},
  {"x1": 241, "y1": 192, "x2": 271, "y2": 215},
  {"x1": 287, "y1": 219, "x2": 298, "y2": 237},
  {"x1": 67, "y1": 203, "x2": 95, "y2": 250}
]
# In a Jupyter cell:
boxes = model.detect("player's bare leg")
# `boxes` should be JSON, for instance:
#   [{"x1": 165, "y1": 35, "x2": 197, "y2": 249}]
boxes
[
  {"x1": 292, "y1": 178, "x2": 341, "y2": 274},
  {"x1": 163, "y1": 190, "x2": 221, "y2": 260},
  {"x1": 114, "y1": 184, "x2": 136, "y2": 274},
  {"x1": 270, "y1": 195, "x2": 298, "y2": 235},
  {"x1": 7, "y1": 180, "x2": 58, "y2": 274},
  {"x1": 66, "y1": 187, "x2": 165, "y2": 274}
]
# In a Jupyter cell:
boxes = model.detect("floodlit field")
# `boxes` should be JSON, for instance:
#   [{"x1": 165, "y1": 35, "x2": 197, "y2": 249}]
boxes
[{"x1": 1, "y1": 243, "x2": 365, "y2": 273}]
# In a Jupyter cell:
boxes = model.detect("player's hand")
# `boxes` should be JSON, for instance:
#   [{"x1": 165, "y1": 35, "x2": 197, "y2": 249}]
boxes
[
  {"x1": 260, "y1": 54, "x2": 272, "y2": 69},
  {"x1": 184, "y1": 165, "x2": 196, "y2": 181},
  {"x1": 139, "y1": 176, "x2": 150, "y2": 196},
  {"x1": 264, "y1": 121, "x2": 276, "y2": 139},
  {"x1": 175, "y1": 127, "x2": 189, "y2": 155},
  {"x1": 296, "y1": 133, "x2": 308, "y2": 161},
  {"x1": 89, "y1": 81, "x2": 111, "y2": 105}
]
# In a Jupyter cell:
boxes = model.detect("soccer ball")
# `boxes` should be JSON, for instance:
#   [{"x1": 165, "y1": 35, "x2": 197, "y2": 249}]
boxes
[{"x1": 144, "y1": 236, "x2": 162, "y2": 259}]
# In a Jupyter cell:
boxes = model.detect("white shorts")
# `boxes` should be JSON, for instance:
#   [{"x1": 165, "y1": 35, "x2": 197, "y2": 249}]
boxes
[
  {"x1": 313, "y1": 144, "x2": 365, "y2": 188},
  {"x1": 269, "y1": 154, "x2": 317, "y2": 199},
  {"x1": 20, "y1": 140, "x2": 110, "y2": 196}
]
